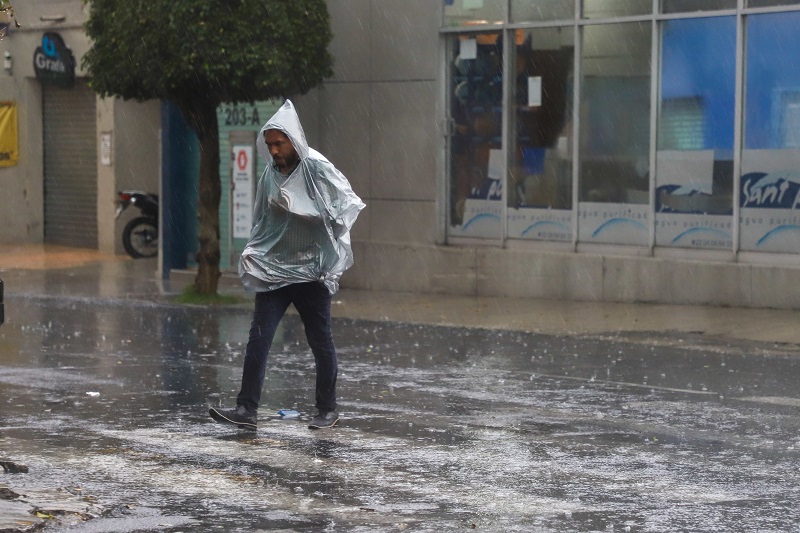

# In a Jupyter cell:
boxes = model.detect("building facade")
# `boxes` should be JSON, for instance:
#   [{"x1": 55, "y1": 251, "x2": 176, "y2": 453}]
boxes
[
  {"x1": 0, "y1": 0, "x2": 160, "y2": 255},
  {"x1": 5, "y1": 1, "x2": 800, "y2": 309},
  {"x1": 306, "y1": 0, "x2": 800, "y2": 309}
]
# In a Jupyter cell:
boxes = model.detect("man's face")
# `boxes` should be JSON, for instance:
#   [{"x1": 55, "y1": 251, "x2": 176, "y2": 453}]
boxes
[{"x1": 265, "y1": 129, "x2": 299, "y2": 174}]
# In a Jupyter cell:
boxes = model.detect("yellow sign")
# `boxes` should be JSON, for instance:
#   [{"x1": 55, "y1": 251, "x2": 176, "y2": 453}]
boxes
[{"x1": 0, "y1": 100, "x2": 18, "y2": 167}]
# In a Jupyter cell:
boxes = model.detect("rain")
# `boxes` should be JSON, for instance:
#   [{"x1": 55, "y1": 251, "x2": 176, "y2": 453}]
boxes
[
  {"x1": 1, "y1": 257, "x2": 800, "y2": 531},
  {"x1": 4, "y1": 0, "x2": 800, "y2": 531}
]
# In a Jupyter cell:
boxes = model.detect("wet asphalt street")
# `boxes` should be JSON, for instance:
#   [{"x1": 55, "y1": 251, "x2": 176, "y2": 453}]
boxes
[{"x1": 1, "y1": 249, "x2": 800, "y2": 532}]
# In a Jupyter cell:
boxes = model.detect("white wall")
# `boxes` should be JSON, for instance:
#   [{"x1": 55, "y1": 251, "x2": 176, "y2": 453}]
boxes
[{"x1": 315, "y1": 0, "x2": 442, "y2": 249}]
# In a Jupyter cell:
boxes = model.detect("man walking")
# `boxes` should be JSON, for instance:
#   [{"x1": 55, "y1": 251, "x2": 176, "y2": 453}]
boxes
[{"x1": 209, "y1": 100, "x2": 365, "y2": 431}]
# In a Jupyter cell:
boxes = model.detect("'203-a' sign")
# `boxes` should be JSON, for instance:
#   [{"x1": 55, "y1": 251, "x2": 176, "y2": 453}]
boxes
[{"x1": 221, "y1": 105, "x2": 261, "y2": 127}]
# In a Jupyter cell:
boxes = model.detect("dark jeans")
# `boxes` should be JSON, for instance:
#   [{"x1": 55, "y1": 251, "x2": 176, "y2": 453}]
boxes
[{"x1": 236, "y1": 281, "x2": 337, "y2": 414}]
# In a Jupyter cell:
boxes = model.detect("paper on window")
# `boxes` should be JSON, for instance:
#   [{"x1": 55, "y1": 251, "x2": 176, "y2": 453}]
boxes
[
  {"x1": 528, "y1": 76, "x2": 542, "y2": 107},
  {"x1": 488, "y1": 148, "x2": 503, "y2": 180},
  {"x1": 460, "y1": 38, "x2": 477, "y2": 60},
  {"x1": 656, "y1": 150, "x2": 714, "y2": 194}
]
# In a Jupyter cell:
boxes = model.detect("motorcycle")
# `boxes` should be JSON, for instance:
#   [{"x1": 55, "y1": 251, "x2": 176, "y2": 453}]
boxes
[{"x1": 115, "y1": 190, "x2": 159, "y2": 259}]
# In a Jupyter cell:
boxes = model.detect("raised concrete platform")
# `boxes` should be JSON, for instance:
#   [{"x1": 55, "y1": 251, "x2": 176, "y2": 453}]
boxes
[
  {"x1": 3, "y1": 244, "x2": 800, "y2": 346},
  {"x1": 346, "y1": 242, "x2": 800, "y2": 310}
]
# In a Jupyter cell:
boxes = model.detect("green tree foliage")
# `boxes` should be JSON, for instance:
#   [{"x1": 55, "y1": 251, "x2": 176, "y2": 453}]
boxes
[{"x1": 82, "y1": 0, "x2": 333, "y2": 294}]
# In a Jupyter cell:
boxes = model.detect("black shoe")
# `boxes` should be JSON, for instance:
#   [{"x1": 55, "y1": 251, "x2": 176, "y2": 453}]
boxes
[
  {"x1": 209, "y1": 405, "x2": 257, "y2": 431},
  {"x1": 308, "y1": 411, "x2": 339, "y2": 429}
]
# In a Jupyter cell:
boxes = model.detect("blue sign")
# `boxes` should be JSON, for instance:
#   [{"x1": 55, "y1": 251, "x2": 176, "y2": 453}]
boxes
[
  {"x1": 33, "y1": 32, "x2": 76, "y2": 88},
  {"x1": 741, "y1": 172, "x2": 800, "y2": 210}
]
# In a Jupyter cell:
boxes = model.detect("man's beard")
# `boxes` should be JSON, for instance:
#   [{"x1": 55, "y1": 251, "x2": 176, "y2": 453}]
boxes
[{"x1": 276, "y1": 155, "x2": 299, "y2": 173}]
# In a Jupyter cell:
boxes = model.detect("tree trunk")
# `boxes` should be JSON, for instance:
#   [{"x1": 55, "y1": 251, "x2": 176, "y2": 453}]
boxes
[{"x1": 182, "y1": 99, "x2": 221, "y2": 295}]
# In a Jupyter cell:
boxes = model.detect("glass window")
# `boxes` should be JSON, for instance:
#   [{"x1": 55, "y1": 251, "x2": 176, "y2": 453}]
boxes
[
  {"x1": 661, "y1": 0, "x2": 737, "y2": 12},
  {"x1": 748, "y1": 0, "x2": 800, "y2": 7},
  {"x1": 508, "y1": 27, "x2": 575, "y2": 242},
  {"x1": 578, "y1": 22, "x2": 651, "y2": 245},
  {"x1": 511, "y1": 0, "x2": 575, "y2": 21},
  {"x1": 447, "y1": 32, "x2": 504, "y2": 239},
  {"x1": 740, "y1": 12, "x2": 800, "y2": 253},
  {"x1": 582, "y1": 0, "x2": 651, "y2": 19},
  {"x1": 655, "y1": 17, "x2": 736, "y2": 250},
  {"x1": 579, "y1": 22, "x2": 651, "y2": 204},
  {"x1": 444, "y1": 0, "x2": 505, "y2": 28}
]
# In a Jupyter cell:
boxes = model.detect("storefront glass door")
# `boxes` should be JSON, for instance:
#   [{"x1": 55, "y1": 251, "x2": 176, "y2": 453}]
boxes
[
  {"x1": 507, "y1": 27, "x2": 575, "y2": 242},
  {"x1": 655, "y1": 16, "x2": 736, "y2": 249},
  {"x1": 740, "y1": 11, "x2": 800, "y2": 253},
  {"x1": 447, "y1": 32, "x2": 504, "y2": 239},
  {"x1": 578, "y1": 22, "x2": 652, "y2": 246}
]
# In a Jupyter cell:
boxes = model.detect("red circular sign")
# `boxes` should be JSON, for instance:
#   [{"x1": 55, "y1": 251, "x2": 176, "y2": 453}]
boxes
[{"x1": 237, "y1": 150, "x2": 248, "y2": 171}]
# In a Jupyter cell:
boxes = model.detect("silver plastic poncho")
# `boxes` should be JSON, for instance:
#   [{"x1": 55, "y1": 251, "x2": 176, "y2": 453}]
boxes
[{"x1": 239, "y1": 100, "x2": 366, "y2": 294}]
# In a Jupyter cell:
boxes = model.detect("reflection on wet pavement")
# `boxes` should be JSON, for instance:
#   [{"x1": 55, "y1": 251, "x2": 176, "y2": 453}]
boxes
[
  {"x1": 0, "y1": 244, "x2": 126, "y2": 270},
  {"x1": 1, "y1": 295, "x2": 799, "y2": 531}
]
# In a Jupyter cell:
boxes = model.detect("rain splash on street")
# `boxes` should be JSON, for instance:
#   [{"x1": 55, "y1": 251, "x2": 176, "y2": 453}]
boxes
[{"x1": 1, "y1": 293, "x2": 799, "y2": 531}]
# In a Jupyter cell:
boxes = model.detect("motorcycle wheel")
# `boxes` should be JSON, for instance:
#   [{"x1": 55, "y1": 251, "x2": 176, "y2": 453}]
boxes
[{"x1": 123, "y1": 217, "x2": 158, "y2": 259}]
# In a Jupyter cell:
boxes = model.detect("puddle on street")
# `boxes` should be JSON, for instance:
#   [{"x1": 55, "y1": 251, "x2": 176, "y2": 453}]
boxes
[{"x1": 1, "y1": 296, "x2": 800, "y2": 531}]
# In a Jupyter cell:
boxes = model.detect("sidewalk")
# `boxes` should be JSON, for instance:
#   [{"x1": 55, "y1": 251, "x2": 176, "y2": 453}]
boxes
[{"x1": 2, "y1": 243, "x2": 800, "y2": 346}]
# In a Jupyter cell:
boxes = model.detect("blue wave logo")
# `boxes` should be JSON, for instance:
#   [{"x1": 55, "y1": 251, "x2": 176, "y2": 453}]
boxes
[
  {"x1": 756, "y1": 224, "x2": 800, "y2": 246},
  {"x1": 671, "y1": 226, "x2": 730, "y2": 245},
  {"x1": 462, "y1": 213, "x2": 500, "y2": 230},
  {"x1": 521, "y1": 220, "x2": 571, "y2": 237},
  {"x1": 591, "y1": 218, "x2": 647, "y2": 238}
]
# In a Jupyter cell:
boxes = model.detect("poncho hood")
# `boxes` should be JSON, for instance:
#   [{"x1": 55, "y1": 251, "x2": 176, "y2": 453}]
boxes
[{"x1": 256, "y1": 99, "x2": 310, "y2": 163}]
